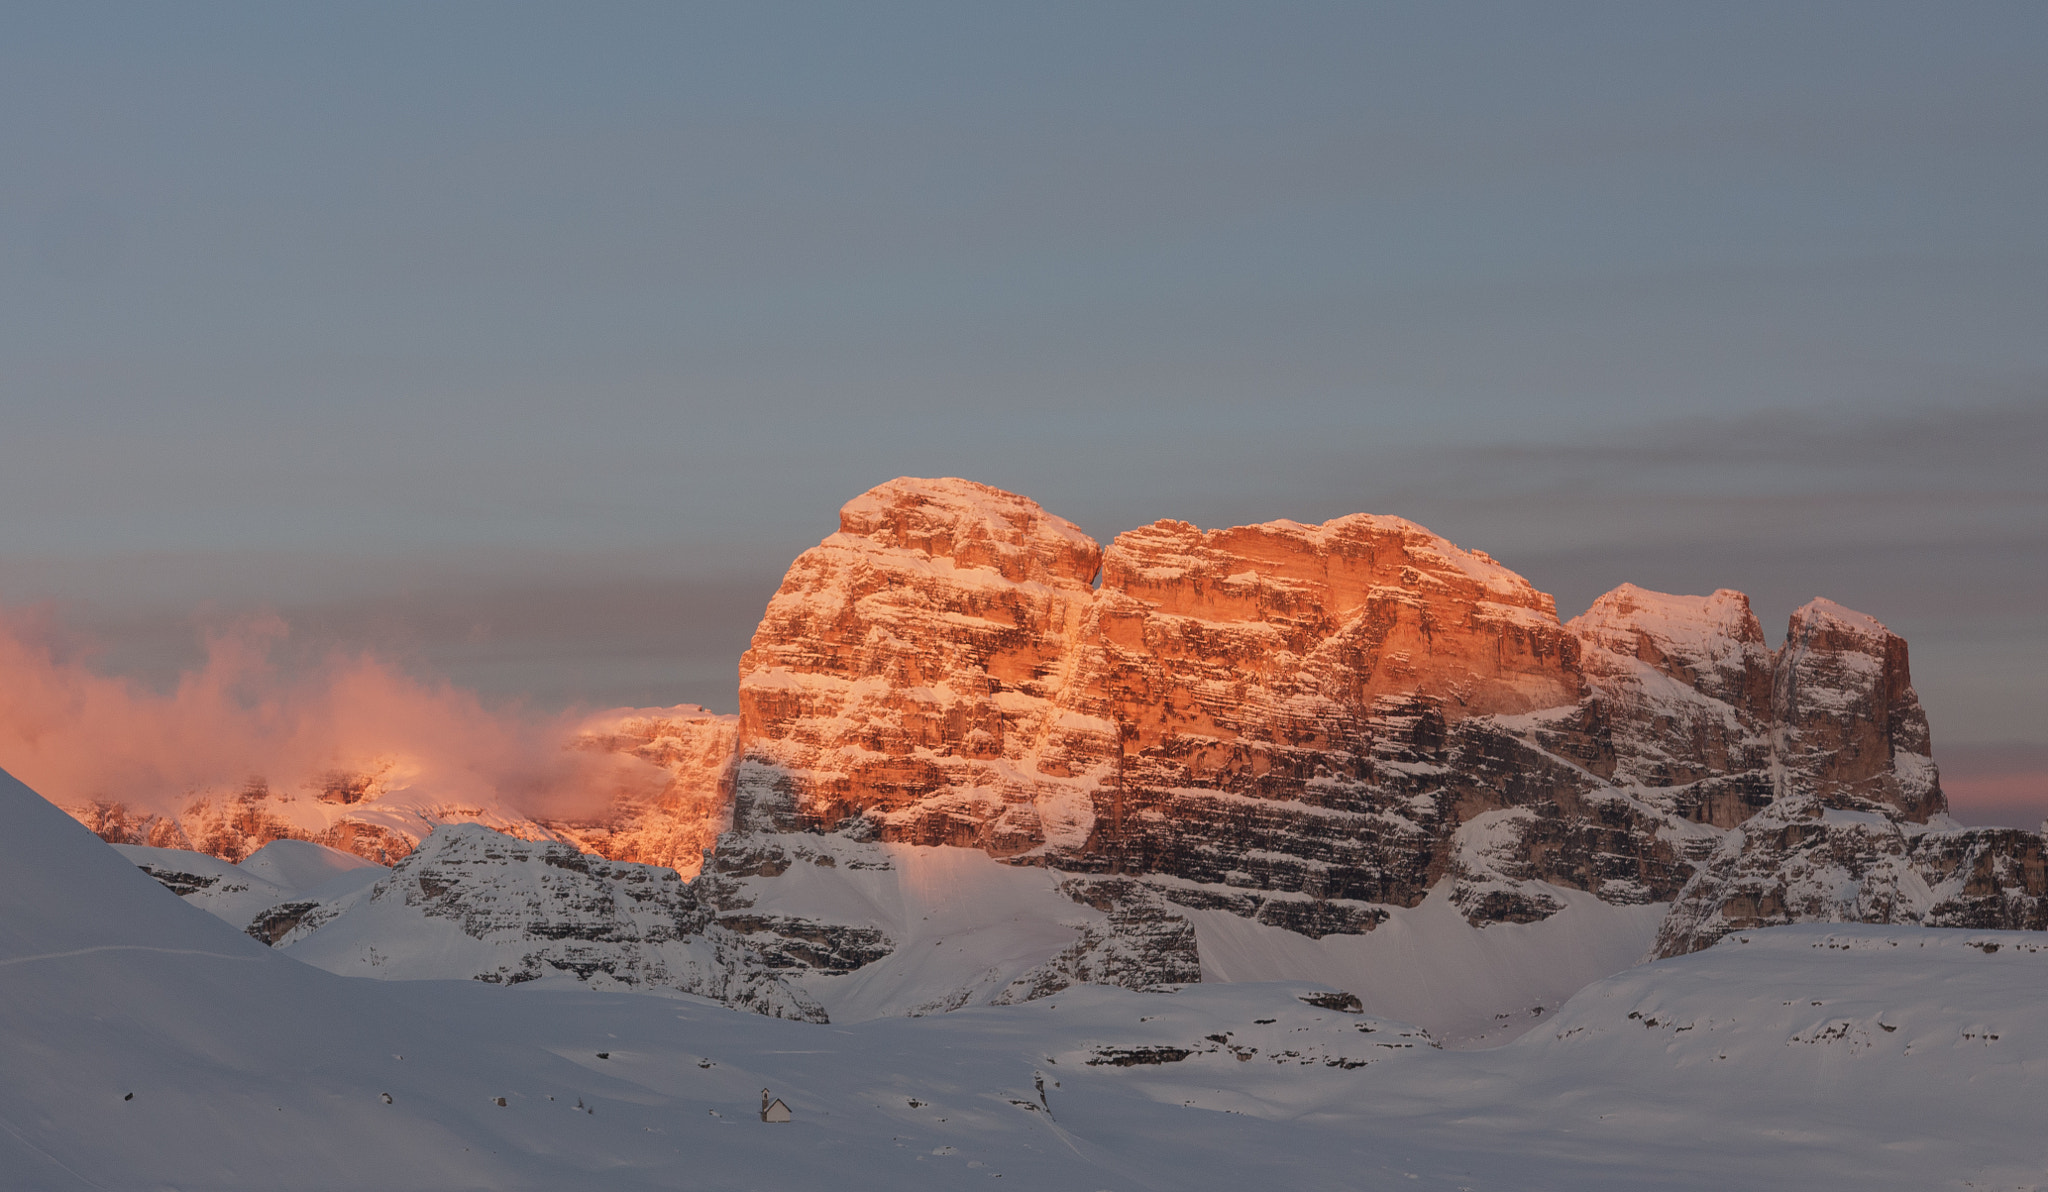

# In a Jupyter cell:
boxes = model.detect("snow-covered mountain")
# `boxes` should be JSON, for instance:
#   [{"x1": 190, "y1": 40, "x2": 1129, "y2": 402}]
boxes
[
  {"x1": 59, "y1": 477, "x2": 2048, "y2": 1036},
  {"x1": 701, "y1": 478, "x2": 2047, "y2": 1017},
  {"x1": 69, "y1": 703, "x2": 738, "y2": 876},
  {"x1": 136, "y1": 807, "x2": 1656, "y2": 1040},
  {"x1": 11, "y1": 763, "x2": 2048, "y2": 1191},
  {"x1": 114, "y1": 837, "x2": 384, "y2": 936}
]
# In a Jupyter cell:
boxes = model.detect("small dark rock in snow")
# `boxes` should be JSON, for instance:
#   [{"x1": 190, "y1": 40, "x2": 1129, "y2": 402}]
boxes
[
  {"x1": 123, "y1": 1093, "x2": 133, "y2": 1101},
  {"x1": 1299, "y1": 992, "x2": 1364, "y2": 1013},
  {"x1": 494, "y1": 1097, "x2": 507, "y2": 1107},
  {"x1": 596, "y1": 1051, "x2": 610, "y2": 1059}
]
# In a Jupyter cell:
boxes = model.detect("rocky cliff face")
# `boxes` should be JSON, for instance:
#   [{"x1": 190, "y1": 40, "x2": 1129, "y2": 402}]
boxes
[
  {"x1": 71, "y1": 771, "x2": 438, "y2": 865},
  {"x1": 209, "y1": 817, "x2": 1202, "y2": 1023},
  {"x1": 542, "y1": 706, "x2": 740, "y2": 879},
  {"x1": 726, "y1": 477, "x2": 2042, "y2": 964},
  {"x1": 1567, "y1": 584, "x2": 1776, "y2": 827},
  {"x1": 1651, "y1": 801, "x2": 2048, "y2": 957},
  {"x1": 1062, "y1": 514, "x2": 1597, "y2": 907},
  {"x1": 65, "y1": 704, "x2": 738, "y2": 877},
  {"x1": 67, "y1": 475, "x2": 2048, "y2": 1025},
  {"x1": 271, "y1": 823, "x2": 831, "y2": 1021},
  {"x1": 734, "y1": 477, "x2": 1108, "y2": 856},
  {"x1": 731, "y1": 480, "x2": 1706, "y2": 935},
  {"x1": 1770, "y1": 600, "x2": 1942, "y2": 822}
]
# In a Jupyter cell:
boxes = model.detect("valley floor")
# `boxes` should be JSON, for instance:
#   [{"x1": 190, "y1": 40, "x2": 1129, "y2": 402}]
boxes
[
  {"x1": 8, "y1": 927, "x2": 2048, "y2": 1191},
  {"x1": 7, "y1": 772, "x2": 2046, "y2": 1191}
]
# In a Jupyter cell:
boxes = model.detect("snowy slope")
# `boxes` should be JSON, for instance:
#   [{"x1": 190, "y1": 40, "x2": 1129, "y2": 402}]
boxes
[
  {"x1": 707, "y1": 828, "x2": 1664, "y2": 1042},
  {"x1": 111, "y1": 837, "x2": 388, "y2": 939},
  {"x1": 272, "y1": 813, "x2": 1654, "y2": 1043},
  {"x1": 110, "y1": 842, "x2": 299, "y2": 928},
  {"x1": 238, "y1": 836, "x2": 386, "y2": 892},
  {"x1": 8, "y1": 765, "x2": 2048, "y2": 1190},
  {"x1": 1187, "y1": 886, "x2": 1665, "y2": 1046}
]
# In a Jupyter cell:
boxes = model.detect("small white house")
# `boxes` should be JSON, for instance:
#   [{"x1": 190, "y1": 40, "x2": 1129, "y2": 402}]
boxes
[{"x1": 760, "y1": 1089, "x2": 792, "y2": 1123}]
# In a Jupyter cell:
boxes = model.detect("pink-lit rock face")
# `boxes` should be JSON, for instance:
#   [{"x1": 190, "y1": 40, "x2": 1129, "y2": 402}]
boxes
[
  {"x1": 541, "y1": 706, "x2": 741, "y2": 880},
  {"x1": 69, "y1": 706, "x2": 739, "y2": 878},
  {"x1": 1086, "y1": 514, "x2": 1581, "y2": 726},
  {"x1": 725, "y1": 477, "x2": 2005, "y2": 942},
  {"x1": 76, "y1": 475, "x2": 2030, "y2": 976},
  {"x1": 735, "y1": 480, "x2": 1682, "y2": 924},
  {"x1": 736, "y1": 477, "x2": 1109, "y2": 855},
  {"x1": 69, "y1": 768, "x2": 486, "y2": 867},
  {"x1": 1064, "y1": 514, "x2": 1616, "y2": 918}
]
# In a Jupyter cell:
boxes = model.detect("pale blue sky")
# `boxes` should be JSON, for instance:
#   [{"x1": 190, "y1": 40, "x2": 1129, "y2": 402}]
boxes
[{"x1": 2, "y1": 3, "x2": 2044, "y2": 813}]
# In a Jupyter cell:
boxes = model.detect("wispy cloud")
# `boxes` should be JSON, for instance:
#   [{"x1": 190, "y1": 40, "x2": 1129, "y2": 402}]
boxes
[{"x1": 0, "y1": 604, "x2": 667, "y2": 822}]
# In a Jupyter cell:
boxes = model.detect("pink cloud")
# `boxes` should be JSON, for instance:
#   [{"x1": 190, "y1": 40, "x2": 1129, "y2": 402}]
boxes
[{"x1": 0, "y1": 604, "x2": 657, "y2": 822}]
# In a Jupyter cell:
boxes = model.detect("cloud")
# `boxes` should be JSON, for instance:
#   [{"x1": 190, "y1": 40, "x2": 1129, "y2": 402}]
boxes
[
  {"x1": 1, "y1": 546, "x2": 784, "y2": 714},
  {"x1": 0, "y1": 604, "x2": 664, "y2": 822}
]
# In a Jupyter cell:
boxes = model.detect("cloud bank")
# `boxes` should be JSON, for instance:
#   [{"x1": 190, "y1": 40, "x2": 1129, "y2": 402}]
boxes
[{"x1": 0, "y1": 606, "x2": 660, "y2": 824}]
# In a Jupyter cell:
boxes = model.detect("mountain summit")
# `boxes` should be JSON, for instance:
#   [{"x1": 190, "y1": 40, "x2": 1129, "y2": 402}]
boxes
[{"x1": 62, "y1": 477, "x2": 2048, "y2": 1035}]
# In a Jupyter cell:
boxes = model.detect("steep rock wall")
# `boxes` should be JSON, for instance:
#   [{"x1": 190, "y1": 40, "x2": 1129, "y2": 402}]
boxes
[
  {"x1": 731, "y1": 480, "x2": 1715, "y2": 931},
  {"x1": 734, "y1": 477, "x2": 1111, "y2": 855},
  {"x1": 727, "y1": 477, "x2": 2043, "y2": 960}
]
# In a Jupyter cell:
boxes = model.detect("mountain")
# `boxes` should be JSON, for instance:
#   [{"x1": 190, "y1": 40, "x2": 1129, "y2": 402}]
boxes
[
  {"x1": 60, "y1": 476, "x2": 2048, "y2": 1033},
  {"x1": 67, "y1": 703, "x2": 738, "y2": 877},
  {"x1": 113, "y1": 837, "x2": 384, "y2": 933},
  {"x1": 13, "y1": 762, "x2": 2048, "y2": 1191},
  {"x1": 727, "y1": 478, "x2": 2041, "y2": 954}
]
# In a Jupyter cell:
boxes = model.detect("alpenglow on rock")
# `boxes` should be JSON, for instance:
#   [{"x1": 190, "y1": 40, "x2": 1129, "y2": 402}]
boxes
[
  {"x1": 726, "y1": 477, "x2": 2044, "y2": 956},
  {"x1": 66, "y1": 704, "x2": 739, "y2": 879},
  {"x1": 77, "y1": 476, "x2": 2048, "y2": 1028}
]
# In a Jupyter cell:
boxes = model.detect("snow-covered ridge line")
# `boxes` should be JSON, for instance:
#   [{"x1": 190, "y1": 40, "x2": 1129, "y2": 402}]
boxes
[
  {"x1": 19, "y1": 752, "x2": 2044, "y2": 1192},
  {"x1": 731, "y1": 476, "x2": 2040, "y2": 963},
  {"x1": 54, "y1": 476, "x2": 2048, "y2": 1034}
]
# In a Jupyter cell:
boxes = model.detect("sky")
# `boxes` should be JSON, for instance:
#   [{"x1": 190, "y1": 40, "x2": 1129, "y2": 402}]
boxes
[{"x1": 1, "y1": 2, "x2": 2043, "y2": 822}]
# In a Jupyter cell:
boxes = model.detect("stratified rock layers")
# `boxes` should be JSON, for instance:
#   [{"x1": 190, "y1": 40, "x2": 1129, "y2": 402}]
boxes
[
  {"x1": 71, "y1": 474, "x2": 2048, "y2": 1013},
  {"x1": 736, "y1": 478, "x2": 1110, "y2": 855},
  {"x1": 545, "y1": 707, "x2": 740, "y2": 879},
  {"x1": 730, "y1": 477, "x2": 2042, "y2": 952}
]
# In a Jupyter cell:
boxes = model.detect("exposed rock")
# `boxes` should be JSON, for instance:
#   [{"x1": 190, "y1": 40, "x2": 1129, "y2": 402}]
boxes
[
  {"x1": 64, "y1": 705, "x2": 737, "y2": 875},
  {"x1": 734, "y1": 477, "x2": 1108, "y2": 855},
  {"x1": 730, "y1": 478, "x2": 1720, "y2": 936},
  {"x1": 61, "y1": 475, "x2": 2048, "y2": 1022},
  {"x1": 1770, "y1": 600, "x2": 1941, "y2": 822},
  {"x1": 1566, "y1": 584, "x2": 1776, "y2": 826},
  {"x1": 246, "y1": 900, "x2": 327, "y2": 946},
  {"x1": 1063, "y1": 515, "x2": 1602, "y2": 912},
  {"x1": 1299, "y1": 991, "x2": 1365, "y2": 1013},
  {"x1": 271, "y1": 823, "x2": 835, "y2": 1022},
  {"x1": 375, "y1": 826, "x2": 699, "y2": 965},
  {"x1": 992, "y1": 878, "x2": 1202, "y2": 1004},
  {"x1": 716, "y1": 477, "x2": 2048, "y2": 974},
  {"x1": 1651, "y1": 798, "x2": 2048, "y2": 957},
  {"x1": 114, "y1": 843, "x2": 302, "y2": 927},
  {"x1": 542, "y1": 706, "x2": 740, "y2": 879},
  {"x1": 72, "y1": 769, "x2": 501, "y2": 867}
]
